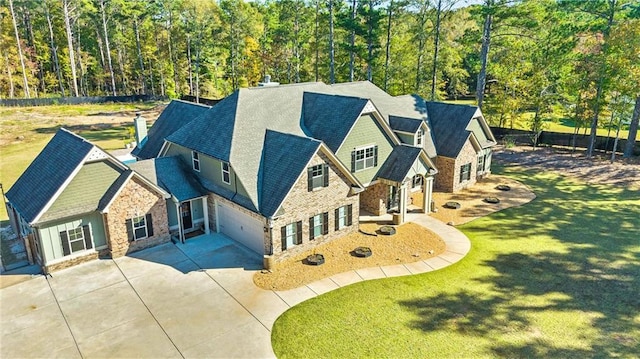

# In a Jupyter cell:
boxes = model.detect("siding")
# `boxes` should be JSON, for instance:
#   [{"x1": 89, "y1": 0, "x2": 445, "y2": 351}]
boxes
[
  {"x1": 396, "y1": 132, "x2": 415, "y2": 145},
  {"x1": 336, "y1": 114, "x2": 395, "y2": 185},
  {"x1": 37, "y1": 212, "x2": 106, "y2": 262},
  {"x1": 44, "y1": 161, "x2": 122, "y2": 220},
  {"x1": 164, "y1": 143, "x2": 250, "y2": 198},
  {"x1": 468, "y1": 118, "x2": 490, "y2": 143}
]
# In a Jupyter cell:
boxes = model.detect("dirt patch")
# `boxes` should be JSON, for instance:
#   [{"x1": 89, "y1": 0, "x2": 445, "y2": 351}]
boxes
[
  {"x1": 430, "y1": 175, "x2": 536, "y2": 225},
  {"x1": 253, "y1": 222, "x2": 445, "y2": 291},
  {"x1": 493, "y1": 145, "x2": 640, "y2": 190}
]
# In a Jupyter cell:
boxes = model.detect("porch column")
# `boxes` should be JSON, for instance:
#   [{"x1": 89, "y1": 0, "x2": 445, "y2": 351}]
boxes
[
  {"x1": 175, "y1": 202, "x2": 183, "y2": 243},
  {"x1": 423, "y1": 176, "x2": 434, "y2": 214},
  {"x1": 398, "y1": 183, "x2": 408, "y2": 224},
  {"x1": 202, "y1": 196, "x2": 210, "y2": 234}
]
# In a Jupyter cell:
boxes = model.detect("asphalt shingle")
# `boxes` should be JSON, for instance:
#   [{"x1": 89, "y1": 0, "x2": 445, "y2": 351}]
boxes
[
  {"x1": 129, "y1": 157, "x2": 207, "y2": 202},
  {"x1": 376, "y1": 145, "x2": 423, "y2": 183}
]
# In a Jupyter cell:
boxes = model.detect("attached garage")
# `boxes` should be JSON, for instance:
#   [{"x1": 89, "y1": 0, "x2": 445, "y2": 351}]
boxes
[{"x1": 216, "y1": 202, "x2": 265, "y2": 255}]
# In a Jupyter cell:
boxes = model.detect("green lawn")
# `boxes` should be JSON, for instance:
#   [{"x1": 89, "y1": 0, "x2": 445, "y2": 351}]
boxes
[{"x1": 271, "y1": 167, "x2": 640, "y2": 358}]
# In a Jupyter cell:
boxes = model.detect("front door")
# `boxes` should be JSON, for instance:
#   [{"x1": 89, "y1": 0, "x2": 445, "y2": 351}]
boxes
[
  {"x1": 181, "y1": 201, "x2": 193, "y2": 231},
  {"x1": 387, "y1": 186, "x2": 399, "y2": 211}
]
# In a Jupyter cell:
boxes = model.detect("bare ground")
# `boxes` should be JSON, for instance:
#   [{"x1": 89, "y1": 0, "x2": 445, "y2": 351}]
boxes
[{"x1": 253, "y1": 222, "x2": 446, "y2": 291}]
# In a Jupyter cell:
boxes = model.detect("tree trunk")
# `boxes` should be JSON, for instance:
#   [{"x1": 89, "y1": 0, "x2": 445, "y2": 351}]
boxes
[
  {"x1": 117, "y1": 41, "x2": 127, "y2": 95},
  {"x1": 100, "y1": 0, "x2": 117, "y2": 96},
  {"x1": 167, "y1": 11, "x2": 180, "y2": 95},
  {"x1": 187, "y1": 35, "x2": 193, "y2": 95},
  {"x1": 9, "y1": 0, "x2": 30, "y2": 98},
  {"x1": 383, "y1": 0, "x2": 393, "y2": 91},
  {"x1": 476, "y1": 11, "x2": 492, "y2": 109},
  {"x1": 23, "y1": 7, "x2": 44, "y2": 96},
  {"x1": 415, "y1": 6, "x2": 427, "y2": 93},
  {"x1": 430, "y1": 0, "x2": 443, "y2": 101},
  {"x1": 315, "y1": 0, "x2": 319, "y2": 82},
  {"x1": 294, "y1": 2, "x2": 301, "y2": 83},
  {"x1": 154, "y1": 31, "x2": 166, "y2": 97},
  {"x1": 349, "y1": 0, "x2": 356, "y2": 82},
  {"x1": 134, "y1": 17, "x2": 146, "y2": 94},
  {"x1": 63, "y1": 0, "x2": 79, "y2": 96},
  {"x1": 3, "y1": 50, "x2": 15, "y2": 98},
  {"x1": 623, "y1": 96, "x2": 640, "y2": 158},
  {"x1": 329, "y1": 0, "x2": 335, "y2": 84},
  {"x1": 366, "y1": 0, "x2": 373, "y2": 82},
  {"x1": 45, "y1": 2, "x2": 66, "y2": 96},
  {"x1": 95, "y1": 29, "x2": 107, "y2": 93},
  {"x1": 75, "y1": 20, "x2": 86, "y2": 96}
]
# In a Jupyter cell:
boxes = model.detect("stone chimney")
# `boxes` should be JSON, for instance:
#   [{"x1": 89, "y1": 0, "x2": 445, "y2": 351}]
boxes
[{"x1": 133, "y1": 112, "x2": 147, "y2": 147}]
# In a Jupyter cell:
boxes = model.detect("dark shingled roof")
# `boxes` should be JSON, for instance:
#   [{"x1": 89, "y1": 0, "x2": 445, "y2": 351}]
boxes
[
  {"x1": 376, "y1": 145, "x2": 423, "y2": 183},
  {"x1": 133, "y1": 100, "x2": 210, "y2": 160},
  {"x1": 6, "y1": 129, "x2": 94, "y2": 223},
  {"x1": 259, "y1": 130, "x2": 321, "y2": 217},
  {"x1": 166, "y1": 92, "x2": 239, "y2": 162},
  {"x1": 302, "y1": 92, "x2": 368, "y2": 152},
  {"x1": 97, "y1": 170, "x2": 133, "y2": 212},
  {"x1": 129, "y1": 156, "x2": 207, "y2": 202},
  {"x1": 426, "y1": 102, "x2": 481, "y2": 158},
  {"x1": 389, "y1": 116, "x2": 423, "y2": 133}
]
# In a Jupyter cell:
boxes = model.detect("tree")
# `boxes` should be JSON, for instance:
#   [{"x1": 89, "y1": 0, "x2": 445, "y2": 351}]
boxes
[
  {"x1": 8, "y1": 0, "x2": 30, "y2": 98},
  {"x1": 63, "y1": 0, "x2": 79, "y2": 96}
]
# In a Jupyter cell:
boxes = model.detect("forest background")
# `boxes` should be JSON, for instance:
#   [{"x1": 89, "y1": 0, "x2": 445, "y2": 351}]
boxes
[{"x1": 1, "y1": 0, "x2": 639, "y2": 152}]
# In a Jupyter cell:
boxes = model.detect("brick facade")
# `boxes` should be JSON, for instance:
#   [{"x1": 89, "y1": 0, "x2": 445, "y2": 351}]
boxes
[
  {"x1": 104, "y1": 176, "x2": 171, "y2": 257},
  {"x1": 434, "y1": 140, "x2": 479, "y2": 192},
  {"x1": 360, "y1": 182, "x2": 388, "y2": 215},
  {"x1": 270, "y1": 151, "x2": 359, "y2": 261}
]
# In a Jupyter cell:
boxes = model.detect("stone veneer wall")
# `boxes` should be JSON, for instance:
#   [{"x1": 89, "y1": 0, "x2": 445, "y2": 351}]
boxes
[
  {"x1": 435, "y1": 140, "x2": 479, "y2": 193},
  {"x1": 44, "y1": 252, "x2": 99, "y2": 273},
  {"x1": 270, "y1": 152, "x2": 359, "y2": 262},
  {"x1": 104, "y1": 176, "x2": 171, "y2": 257},
  {"x1": 360, "y1": 182, "x2": 388, "y2": 215}
]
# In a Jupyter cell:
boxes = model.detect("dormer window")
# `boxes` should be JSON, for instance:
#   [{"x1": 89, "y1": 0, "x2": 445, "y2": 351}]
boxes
[
  {"x1": 192, "y1": 151, "x2": 200, "y2": 172},
  {"x1": 416, "y1": 129, "x2": 424, "y2": 146},
  {"x1": 221, "y1": 162, "x2": 231, "y2": 184},
  {"x1": 308, "y1": 164, "x2": 329, "y2": 191}
]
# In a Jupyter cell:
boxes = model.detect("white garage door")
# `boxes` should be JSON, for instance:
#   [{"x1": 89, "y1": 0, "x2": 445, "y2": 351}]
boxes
[{"x1": 217, "y1": 203, "x2": 265, "y2": 255}]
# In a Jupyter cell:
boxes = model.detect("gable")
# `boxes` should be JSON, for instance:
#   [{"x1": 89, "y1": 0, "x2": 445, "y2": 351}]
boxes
[
  {"x1": 5, "y1": 129, "x2": 94, "y2": 224},
  {"x1": 40, "y1": 160, "x2": 124, "y2": 222}
]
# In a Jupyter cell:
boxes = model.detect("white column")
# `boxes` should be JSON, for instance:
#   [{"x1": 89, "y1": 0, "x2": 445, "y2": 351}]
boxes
[
  {"x1": 202, "y1": 196, "x2": 210, "y2": 234},
  {"x1": 423, "y1": 177, "x2": 433, "y2": 214},
  {"x1": 175, "y1": 202, "x2": 183, "y2": 243},
  {"x1": 398, "y1": 183, "x2": 408, "y2": 224}
]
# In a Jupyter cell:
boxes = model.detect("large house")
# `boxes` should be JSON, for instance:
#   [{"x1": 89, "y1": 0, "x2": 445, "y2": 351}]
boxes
[{"x1": 5, "y1": 81, "x2": 495, "y2": 272}]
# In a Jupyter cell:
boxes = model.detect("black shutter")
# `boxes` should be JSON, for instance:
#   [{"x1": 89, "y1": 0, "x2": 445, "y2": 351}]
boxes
[
  {"x1": 82, "y1": 225, "x2": 93, "y2": 250},
  {"x1": 323, "y1": 164, "x2": 329, "y2": 187},
  {"x1": 373, "y1": 146, "x2": 378, "y2": 167},
  {"x1": 60, "y1": 231, "x2": 70, "y2": 256},
  {"x1": 346, "y1": 204, "x2": 353, "y2": 226},
  {"x1": 281, "y1": 226, "x2": 287, "y2": 251},
  {"x1": 307, "y1": 167, "x2": 313, "y2": 191},
  {"x1": 335, "y1": 208, "x2": 340, "y2": 230},
  {"x1": 309, "y1": 216, "x2": 315, "y2": 240},
  {"x1": 323, "y1": 212, "x2": 329, "y2": 235},
  {"x1": 126, "y1": 219, "x2": 134, "y2": 242},
  {"x1": 351, "y1": 150, "x2": 356, "y2": 172},
  {"x1": 296, "y1": 221, "x2": 303, "y2": 245},
  {"x1": 146, "y1": 214, "x2": 154, "y2": 237}
]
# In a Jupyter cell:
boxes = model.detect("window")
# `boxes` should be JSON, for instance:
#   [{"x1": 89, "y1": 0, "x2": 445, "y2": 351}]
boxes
[
  {"x1": 59, "y1": 225, "x2": 92, "y2": 256},
  {"x1": 126, "y1": 214, "x2": 154, "y2": 241},
  {"x1": 309, "y1": 212, "x2": 329, "y2": 240},
  {"x1": 335, "y1": 204, "x2": 353, "y2": 230},
  {"x1": 281, "y1": 221, "x2": 302, "y2": 250},
  {"x1": 221, "y1": 162, "x2": 231, "y2": 184},
  {"x1": 459, "y1": 163, "x2": 471, "y2": 183},
  {"x1": 412, "y1": 174, "x2": 423, "y2": 189},
  {"x1": 351, "y1": 145, "x2": 378, "y2": 172},
  {"x1": 477, "y1": 154, "x2": 485, "y2": 174},
  {"x1": 307, "y1": 164, "x2": 329, "y2": 191},
  {"x1": 416, "y1": 129, "x2": 424, "y2": 146},
  {"x1": 192, "y1": 151, "x2": 200, "y2": 172}
]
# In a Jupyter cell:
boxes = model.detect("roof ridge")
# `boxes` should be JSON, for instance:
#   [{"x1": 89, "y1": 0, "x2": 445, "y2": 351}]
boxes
[{"x1": 172, "y1": 99, "x2": 213, "y2": 108}]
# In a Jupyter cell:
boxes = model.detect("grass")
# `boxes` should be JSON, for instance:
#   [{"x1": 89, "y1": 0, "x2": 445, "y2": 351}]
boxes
[{"x1": 271, "y1": 166, "x2": 640, "y2": 358}]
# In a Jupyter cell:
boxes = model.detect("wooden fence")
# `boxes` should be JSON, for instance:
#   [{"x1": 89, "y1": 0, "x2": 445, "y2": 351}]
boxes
[{"x1": 490, "y1": 127, "x2": 639, "y2": 155}]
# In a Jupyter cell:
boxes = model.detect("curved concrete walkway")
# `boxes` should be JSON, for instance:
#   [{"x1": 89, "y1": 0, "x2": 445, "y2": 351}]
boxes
[{"x1": 269, "y1": 213, "x2": 471, "y2": 308}]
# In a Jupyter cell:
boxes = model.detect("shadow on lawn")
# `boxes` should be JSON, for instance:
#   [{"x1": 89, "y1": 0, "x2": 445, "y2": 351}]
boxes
[{"x1": 400, "y1": 169, "x2": 640, "y2": 357}]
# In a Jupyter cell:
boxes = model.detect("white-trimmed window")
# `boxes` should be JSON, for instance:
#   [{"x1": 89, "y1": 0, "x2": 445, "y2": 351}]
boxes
[
  {"x1": 335, "y1": 204, "x2": 353, "y2": 230},
  {"x1": 477, "y1": 154, "x2": 485, "y2": 174},
  {"x1": 351, "y1": 145, "x2": 378, "y2": 172},
  {"x1": 459, "y1": 163, "x2": 471, "y2": 183},
  {"x1": 308, "y1": 164, "x2": 329, "y2": 190},
  {"x1": 221, "y1": 162, "x2": 231, "y2": 184},
  {"x1": 281, "y1": 221, "x2": 302, "y2": 250},
  {"x1": 192, "y1": 151, "x2": 200, "y2": 172},
  {"x1": 309, "y1": 212, "x2": 329, "y2": 240},
  {"x1": 416, "y1": 129, "x2": 424, "y2": 146},
  {"x1": 126, "y1": 214, "x2": 154, "y2": 241},
  {"x1": 59, "y1": 225, "x2": 92, "y2": 256},
  {"x1": 412, "y1": 174, "x2": 423, "y2": 189}
]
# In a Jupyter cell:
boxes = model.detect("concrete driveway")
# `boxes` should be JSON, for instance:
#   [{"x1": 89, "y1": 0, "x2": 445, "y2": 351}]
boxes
[
  {"x1": 1, "y1": 215, "x2": 470, "y2": 358},
  {"x1": 1, "y1": 234, "x2": 286, "y2": 358}
]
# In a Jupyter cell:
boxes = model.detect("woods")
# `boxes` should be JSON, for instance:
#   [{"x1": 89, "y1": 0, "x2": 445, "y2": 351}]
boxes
[{"x1": 0, "y1": 0, "x2": 638, "y2": 151}]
